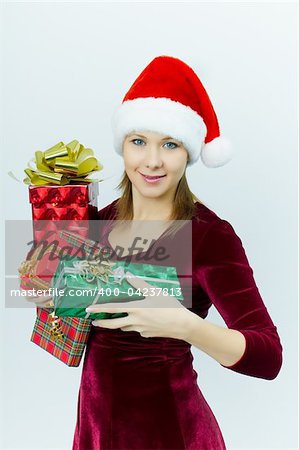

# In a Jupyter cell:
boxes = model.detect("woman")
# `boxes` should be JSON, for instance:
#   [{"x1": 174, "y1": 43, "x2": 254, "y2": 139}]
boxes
[{"x1": 72, "y1": 56, "x2": 283, "y2": 450}]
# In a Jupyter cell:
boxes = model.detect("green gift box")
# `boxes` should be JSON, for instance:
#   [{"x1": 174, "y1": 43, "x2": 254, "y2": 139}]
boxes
[{"x1": 51, "y1": 257, "x2": 184, "y2": 320}]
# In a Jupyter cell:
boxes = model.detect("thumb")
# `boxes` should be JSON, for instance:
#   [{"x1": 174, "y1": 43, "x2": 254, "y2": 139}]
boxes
[
  {"x1": 125, "y1": 271, "x2": 150, "y2": 291},
  {"x1": 125, "y1": 271, "x2": 139, "y2": 286}
]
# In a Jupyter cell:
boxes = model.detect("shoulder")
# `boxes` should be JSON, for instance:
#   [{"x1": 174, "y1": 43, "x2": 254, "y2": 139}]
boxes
[
  {"x1": 192, "y1": 201, "x2": 241, "y2": 250},
  {"x1": 192, "y1": 201, "x2": 228, "y2": 231},
  {"x1": 192, "y1": 202, "x2": 250, "y2": 269},
  {"x1": 192, "y1": 201, "x2": 221, "y2": 224}
]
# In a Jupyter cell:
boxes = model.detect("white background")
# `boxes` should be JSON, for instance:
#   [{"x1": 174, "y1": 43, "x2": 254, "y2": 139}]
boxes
[{"x1": 1, "y1": 1, "x2": 298, "y2": 449}]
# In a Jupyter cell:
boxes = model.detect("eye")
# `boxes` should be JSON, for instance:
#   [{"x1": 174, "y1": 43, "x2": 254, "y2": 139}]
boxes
[
  {"x1": 163, "y1": 142, "x2": 178, "y2": 149},
  {"x1": 131, "y1": 139, "x2": 145, "y2": 146}
]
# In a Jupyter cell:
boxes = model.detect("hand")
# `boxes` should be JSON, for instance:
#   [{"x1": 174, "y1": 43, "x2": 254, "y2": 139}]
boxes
[
  {"x1": 24, "y1": 292, "x2": 54, "y2": 308},
  {"x1": 85, "y1": 271, "x2": 193, "y2": 340}
]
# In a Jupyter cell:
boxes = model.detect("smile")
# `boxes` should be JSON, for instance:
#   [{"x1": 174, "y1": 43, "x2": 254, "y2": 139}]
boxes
[{"x1": 139, "y1": 172, "x2": 166, "y2": 183}]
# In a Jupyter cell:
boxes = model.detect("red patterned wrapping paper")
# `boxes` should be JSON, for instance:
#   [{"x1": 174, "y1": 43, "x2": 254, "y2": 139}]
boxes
[
  {"x1": 20, "y1": 182, "x2": 98, "y2": 290},
  {"x1": 31, "y1": 307, "x2": 92, "y2": 367},
  {"x1": 29, "y1": 182, "x2": 98, "y2": 243}
]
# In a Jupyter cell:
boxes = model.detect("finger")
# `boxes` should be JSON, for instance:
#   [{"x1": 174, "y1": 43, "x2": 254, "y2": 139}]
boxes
[
  {"x1": 33, "y1": 299, "x2": 54, "y2": 308},
  {"x1": 25, "y1": 295, "x2": 52, "y2": 304},
  {"x1": 125, "y1": 271, "x2": 154, "y2": 293},
  {"x1": 91, "y1": 316, "x2": 132, "y2": 329},
  {"x1": 85, "y1": 301, "x2": 143, "y2": 313},
  {"x1": 42, "y1": 299, "x2": 54, "y2": 307},
  {"x1": 126, "y1": 272, "x2": 181, "y2": 305},
  {"x1": 120, "y1": 326, "x2": 136, "y2": 332},
  {"x1": 27, "y1": 295, "x2": 52, "y2": 303}
]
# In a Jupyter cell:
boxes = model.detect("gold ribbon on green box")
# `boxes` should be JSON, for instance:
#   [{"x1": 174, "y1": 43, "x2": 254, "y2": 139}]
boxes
[
  {"x1": 23, "y1": 139, "x2": 104, "y2": 186},
  {"x1": 51, "y1": 257, "x2": 184, "y2": 321}
]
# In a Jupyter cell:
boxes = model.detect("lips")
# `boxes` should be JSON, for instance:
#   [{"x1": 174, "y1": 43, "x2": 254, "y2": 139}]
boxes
[{"x1": 139, "y1": 172, "x2": 166, "y2": 179}]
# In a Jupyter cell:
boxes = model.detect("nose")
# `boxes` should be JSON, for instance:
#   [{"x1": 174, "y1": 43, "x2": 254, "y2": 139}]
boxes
[{"x1": 143, "y1": 145, "x2": 163, "y2": 169}]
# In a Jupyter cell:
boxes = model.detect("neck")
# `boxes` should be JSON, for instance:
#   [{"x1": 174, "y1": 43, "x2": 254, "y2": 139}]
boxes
[{"x1": 131, "y1": 189, "x2": 174, "y2": 221}]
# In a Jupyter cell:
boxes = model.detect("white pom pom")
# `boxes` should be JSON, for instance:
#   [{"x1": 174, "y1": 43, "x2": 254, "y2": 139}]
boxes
[{"x1": 200, "y1": 136, "x2": 233, "y2": 168}]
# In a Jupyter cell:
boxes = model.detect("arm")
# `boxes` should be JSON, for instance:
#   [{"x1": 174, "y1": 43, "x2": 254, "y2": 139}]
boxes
[
  {"x1": 183, "y1": 314, "x2": 246, "y2": 368},
  {"x1": 189, "y1": 219, "x2": 283, "y2": 380}
]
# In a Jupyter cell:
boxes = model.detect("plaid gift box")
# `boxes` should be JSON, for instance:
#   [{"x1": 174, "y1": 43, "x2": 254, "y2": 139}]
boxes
[
  {"x1": 30, "y1": 306, "x2": 91, "y2": 367},
  {"x1": 28, "y1": 230, "x2": 103, "y2": 367},
  {"x1": 20, "y1": 238, "x2": 94, "y2": 367},
  {"x1": 25, "y1": 228, "x2": 99, "y2": 367},
  {"x1": 20, "y1": 239, "x2": 92, "y2": 367}
]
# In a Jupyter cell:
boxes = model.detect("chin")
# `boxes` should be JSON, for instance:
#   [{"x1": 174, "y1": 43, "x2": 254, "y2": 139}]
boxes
[
  {"x1": 138, "y1": 189, "x2": 163, "y2": 197},
  {"x1": 133, "y1": 185, "x2": 165, "y2": 198}
]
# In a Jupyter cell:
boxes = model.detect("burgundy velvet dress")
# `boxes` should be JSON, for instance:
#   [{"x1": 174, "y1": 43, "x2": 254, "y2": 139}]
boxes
[{"x1": 72, "y1": 199, "x2": 283, "y2": 450}]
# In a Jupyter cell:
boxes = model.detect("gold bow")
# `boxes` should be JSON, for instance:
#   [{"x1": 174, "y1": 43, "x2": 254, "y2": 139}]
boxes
[
  {"x1": 23, "y1": 140, "x2": 104, "y2": 186},
  {"x1": 73, "y1": 259, "x2": 115, "y2": 284}
]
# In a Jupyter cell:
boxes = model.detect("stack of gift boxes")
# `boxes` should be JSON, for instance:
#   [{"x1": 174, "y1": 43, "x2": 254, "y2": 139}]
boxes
[{"x1": 17, "y1": 139, "x2": 103, "y2": 366}]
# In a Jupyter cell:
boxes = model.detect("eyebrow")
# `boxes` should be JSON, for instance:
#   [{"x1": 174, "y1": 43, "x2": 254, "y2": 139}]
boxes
[{"x1": 129, "y1": 133, "x2": 179, "y2": 142}]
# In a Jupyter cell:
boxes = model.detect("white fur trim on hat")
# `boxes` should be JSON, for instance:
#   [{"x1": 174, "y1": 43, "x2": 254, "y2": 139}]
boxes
[
  {"x1": 111, "y1": 97, "x2": 206, "y2": 166},
  {"x1": 200, "y1": 136, "x2": 234, "y2": 168}
]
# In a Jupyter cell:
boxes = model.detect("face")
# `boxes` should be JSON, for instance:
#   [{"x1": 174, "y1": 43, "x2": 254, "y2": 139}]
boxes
[{"x1": 122, "y1": 130, "x2": 189, "y2": 200}]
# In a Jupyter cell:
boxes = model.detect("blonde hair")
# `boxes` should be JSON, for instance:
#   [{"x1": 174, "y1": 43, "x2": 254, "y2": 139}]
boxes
[{"x1": 112, "y1": 170, "x2": 206, "y2": 239}]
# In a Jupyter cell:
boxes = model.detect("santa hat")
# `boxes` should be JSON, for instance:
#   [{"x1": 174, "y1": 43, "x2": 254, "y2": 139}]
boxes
[{"x1": 111, "y1": 55, "x2": 233, "y2": 168}]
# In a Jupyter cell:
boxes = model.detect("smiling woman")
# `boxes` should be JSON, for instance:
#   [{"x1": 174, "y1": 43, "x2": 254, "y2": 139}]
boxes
[
  {"x1": 122, "y1": 130, "x2": 191, "y2": 215},
  {"x1": 72, "y1": 55, "x2": 283, "y2": 450},
  {"x1": 129, "y1": 133, "x2": 181, "y2": 181},
  {"x1": 113, "y1": 128, "x2": 202, "y2": 239}
]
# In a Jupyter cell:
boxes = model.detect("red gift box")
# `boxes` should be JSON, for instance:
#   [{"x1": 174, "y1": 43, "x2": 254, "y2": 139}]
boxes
[
  {"x1": 29, "y1": 184, "x2": 98, "y2": 220},
  {"x1": 29, "y1": 182, "x2": 98, "y2": 242},
  {"x1": 20, "y1": 182, "x2": 99, "y2": 290}
]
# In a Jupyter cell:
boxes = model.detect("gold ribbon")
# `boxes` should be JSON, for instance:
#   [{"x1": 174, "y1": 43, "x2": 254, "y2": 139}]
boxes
[
  {"x1": 72, "y1": 259, "x2": 121, "y2": 285},
  {"x1": 48, "y1": 311, "x2": 65, "y2": 341},
  {"x1": 23, "y1": 140, "x2": 104, "y2": 186}
]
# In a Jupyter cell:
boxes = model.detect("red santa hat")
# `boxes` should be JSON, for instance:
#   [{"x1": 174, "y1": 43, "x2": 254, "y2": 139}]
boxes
[{"x1": 111, "y1": 55, "x2": 233, "y2": 168}]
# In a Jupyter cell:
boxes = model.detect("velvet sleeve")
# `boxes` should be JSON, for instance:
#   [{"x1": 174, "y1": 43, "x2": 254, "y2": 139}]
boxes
[
  {"x1": 195, "y1": 219, "x2": 283, "y2": 380},
  {"x1": 88, "y1": 202, "x2": 112, "y2": 241}
]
